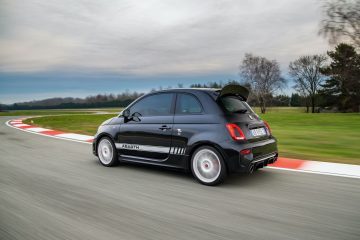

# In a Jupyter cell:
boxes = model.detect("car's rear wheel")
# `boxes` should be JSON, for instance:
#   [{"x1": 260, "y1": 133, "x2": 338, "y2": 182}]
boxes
[
  {"x1": 97, "y1": 137, "x2": 118, "y2": 167},
  {"x1": 191, "y1": 146, "x2": 227, "y2": 185}
]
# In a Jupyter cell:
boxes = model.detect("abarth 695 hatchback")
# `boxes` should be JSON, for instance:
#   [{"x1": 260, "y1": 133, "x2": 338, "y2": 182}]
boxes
[{"x1": 93, "y1": 84, "x2": 278, "y2": 185}]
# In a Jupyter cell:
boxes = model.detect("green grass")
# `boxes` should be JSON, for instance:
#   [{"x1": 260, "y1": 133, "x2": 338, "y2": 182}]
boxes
[
  {"x1": 258, "y1": 111, "x2": 360, "y2": 165},
  {"x1": 253, "y1": 107, "x2": 307, "y2": 114},
  {"x1": 0, "y1": 108, "x2": 123, "y2": 116},
  {"x1": 89, "y1": 108, "x2": 123, "y2": 113},
  {"x1": 0, "y1": 109, "x2": 92, "y2": 116},
  {"x1": 21, "y1": 107, "x2": 360, "y2": 165},
  {"x1": 24, "y1": 114, "x2": 117, "y2": 135}
]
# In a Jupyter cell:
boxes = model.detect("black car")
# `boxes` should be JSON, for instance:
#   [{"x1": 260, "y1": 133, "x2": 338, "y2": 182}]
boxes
[{"x1": 93, "y1": 85, "x2": 278, "y2": 185}]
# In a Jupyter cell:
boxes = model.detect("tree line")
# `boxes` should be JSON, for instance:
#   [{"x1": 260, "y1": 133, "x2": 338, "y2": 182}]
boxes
[
  {"x1": 192, "y1": 41, "x2": 359, "y2": 114},
  {"x1": 1, "y1": 92, "x2": 143, "y2": 110},
  {"x1": 194, "y1": 42, "x2": 360, "y2": 114}
]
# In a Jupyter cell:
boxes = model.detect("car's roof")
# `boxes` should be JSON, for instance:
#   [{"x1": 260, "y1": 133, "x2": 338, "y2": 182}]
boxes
[
  {"x1": 148, "y1": 88, "x2": 221, "y2": 100},
  {"x1": 149, "y1": 88, "x2": 220, "y2": 95}
]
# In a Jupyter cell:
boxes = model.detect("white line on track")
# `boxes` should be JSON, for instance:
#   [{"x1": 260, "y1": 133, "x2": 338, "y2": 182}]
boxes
[
  {"x1": 56, "y1": 133, "x2": 94, "y2": 141},
  {"x1": 266, "y1": 166, "x2": 360, "y2": 179},
  {"x1": 27, "y1": 127, "x2": 51, "y2": 132},
  {"x1": 13, "y1": 123, "x2": 30, "y2": 127},
  {"x1": 5, "y1": 120, "x2": 92, "y2": 145}
]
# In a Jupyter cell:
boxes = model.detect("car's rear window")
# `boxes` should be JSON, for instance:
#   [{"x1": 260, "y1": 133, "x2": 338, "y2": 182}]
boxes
[{"x1": 218, "y1": 96, "x2": 254, "y2": 114}]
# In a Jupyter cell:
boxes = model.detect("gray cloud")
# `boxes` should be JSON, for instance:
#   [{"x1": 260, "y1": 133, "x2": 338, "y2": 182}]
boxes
[{"x1": 0, "y1": 0, "x2": 329, "y2": 75}]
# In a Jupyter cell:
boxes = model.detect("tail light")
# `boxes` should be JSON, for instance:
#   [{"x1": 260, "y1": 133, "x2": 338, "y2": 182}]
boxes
[
  {"x1": 263, "y1": 121, "x2": 271, "y2": 135},
  {"x1": 240, "y1": 149, "x2": 252, "y2": 155},
  {"x1": 226, "y1": 123, "x2": 246, "y2": 141}
]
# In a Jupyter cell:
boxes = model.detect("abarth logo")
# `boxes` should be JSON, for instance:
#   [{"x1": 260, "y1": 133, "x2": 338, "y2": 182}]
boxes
[{"x1": 121, "y1": 144, "x2": 140, "y2": 150}]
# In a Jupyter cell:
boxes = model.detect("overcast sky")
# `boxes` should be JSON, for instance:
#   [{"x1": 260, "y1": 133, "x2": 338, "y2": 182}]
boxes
[{"x1": 0, "y1": 0, "x2": 330, "y2": 104}]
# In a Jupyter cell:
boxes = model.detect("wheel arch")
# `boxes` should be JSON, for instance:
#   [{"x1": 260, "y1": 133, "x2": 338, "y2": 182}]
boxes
[
  {"x1": 94, "y1": 132, "x2": 116, "y2": 152},
  {"x1": 186, "y1": 141, "x2": 229, "y2": 173}
]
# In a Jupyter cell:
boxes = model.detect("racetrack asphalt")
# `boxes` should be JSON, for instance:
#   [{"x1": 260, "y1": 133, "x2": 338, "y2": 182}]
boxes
[{"x1": 1, "y1": 116, "x2": 359, "y2": 240}]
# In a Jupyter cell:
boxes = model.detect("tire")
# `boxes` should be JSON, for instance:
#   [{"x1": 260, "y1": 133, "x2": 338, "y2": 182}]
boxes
[
  {"x1": 97, "y1": 137, "x2": 118, "y2": 167},
  {"x1": 190, "y1": 146, "x2": 227, "y2": 186}
]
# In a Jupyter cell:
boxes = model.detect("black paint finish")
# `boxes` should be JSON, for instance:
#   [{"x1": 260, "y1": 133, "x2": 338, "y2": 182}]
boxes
[{"x1": 93, "y1": 88, "x2": 278, "y2": 173}]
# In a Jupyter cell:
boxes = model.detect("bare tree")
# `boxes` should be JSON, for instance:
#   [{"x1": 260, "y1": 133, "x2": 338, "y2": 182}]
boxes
[
  {"x1": 295, "y1": 82, "x2": 311, "y2": 113},
  {"x1": 239, "y1": 53, "x2": 286, "y2": 114},
  {"x1": 319, "y1": 0, "x2": 360, "y2": 48},
  {"x1": 289, "y1": 55, "x2": 327, "y2": 113}
]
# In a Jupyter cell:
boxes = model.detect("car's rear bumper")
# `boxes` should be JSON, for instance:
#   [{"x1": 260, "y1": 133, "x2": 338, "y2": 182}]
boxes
[
  {"x1": 221, "y1": 137, "x2": 278, "y2": 173},
  {"x1": 247, "y1": 152, "x2": 278, "y2": 173}
]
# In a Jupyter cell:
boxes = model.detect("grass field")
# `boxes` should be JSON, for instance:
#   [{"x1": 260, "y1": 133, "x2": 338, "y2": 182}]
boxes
[
  {"x1": 24, "y1": 114, "x2": 117, "y2": 135},
  {"x1": 259, "y1": 112, "x2": 360, "y2": 164},
  {"x1": 0, "y1": 108, "x2": 122, "y2": 116},
  {"x1": 20, "y1": 108, "x2": 360, "y2": 165}
]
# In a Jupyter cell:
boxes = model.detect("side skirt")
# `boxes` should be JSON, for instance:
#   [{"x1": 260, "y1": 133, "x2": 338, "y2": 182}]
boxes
[{"x1": 118, "y1": 155, "x2": 185, "y2": 170}]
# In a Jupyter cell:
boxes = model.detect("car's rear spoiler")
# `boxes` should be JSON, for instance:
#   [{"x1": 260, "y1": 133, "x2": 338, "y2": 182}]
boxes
[{"x1": 217, "y1": 84, "x2": 250, "y2": 101}]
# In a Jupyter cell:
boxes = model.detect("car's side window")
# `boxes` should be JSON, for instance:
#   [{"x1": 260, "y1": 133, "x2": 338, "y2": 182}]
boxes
[
  {"x1": 129, "y1": 93, "x2": 174, "y2": 116},
  {"x1": 176, "y1": 93, "x2": 203, "y2": 114}
]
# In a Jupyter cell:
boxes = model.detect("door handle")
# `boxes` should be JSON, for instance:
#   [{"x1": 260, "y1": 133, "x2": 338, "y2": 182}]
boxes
[{"x1": 159, "y1": 125, "x2": 171, "y2": 131}]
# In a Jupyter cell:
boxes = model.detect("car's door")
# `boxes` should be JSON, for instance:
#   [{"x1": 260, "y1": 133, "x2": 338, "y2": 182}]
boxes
[
  {"x1": 172, "y1": 93, "x2": 207, "y2": 156},
  {"x1": 116, "y1": 92, "x2": 175, "y2": 161}
]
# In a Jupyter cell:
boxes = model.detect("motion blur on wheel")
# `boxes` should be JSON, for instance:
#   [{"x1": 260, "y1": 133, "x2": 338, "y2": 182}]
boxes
[{"x1": 93, "y1": 84, "x2": 278, "y2": 185}]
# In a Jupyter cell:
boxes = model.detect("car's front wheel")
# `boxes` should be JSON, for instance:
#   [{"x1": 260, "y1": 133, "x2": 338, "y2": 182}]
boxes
[
  {"x1": 191, "y1": 146, "x2": 227, "y2": 185},
  {"x1": 97, "y1": 137, "x2": 118, "y2": 167}
]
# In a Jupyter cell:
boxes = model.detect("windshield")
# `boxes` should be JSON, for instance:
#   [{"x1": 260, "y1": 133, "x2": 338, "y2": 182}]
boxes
[{"x1": 218, "y1": 96, "x2": 255, "y2": 114}]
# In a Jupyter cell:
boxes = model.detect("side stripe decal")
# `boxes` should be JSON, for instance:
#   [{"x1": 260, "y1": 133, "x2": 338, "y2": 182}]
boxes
[
  {"x1": 116, "y1": 143, "x2": 186, "y2": 155},
  {"x1": 170, "y1": 146, "x2": 186, "y2": 155},
  {"x1": 116, "y1": 143, "x2": 169, "y2": 153},
  {"x1": 171, "y1": 147, "x2": 186, "y2": 155}
]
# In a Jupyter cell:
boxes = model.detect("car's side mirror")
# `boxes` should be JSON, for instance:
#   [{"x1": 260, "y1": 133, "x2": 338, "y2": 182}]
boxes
[
  {"x1": 122, "y1": 109, "x2": 130, "y2": 118},
  {"x1": 131, "y1": 112, "x2": 142, "y2": 122},
  {"x1": 122, "y1": 109, "x2": 141, "y2": 123}
]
